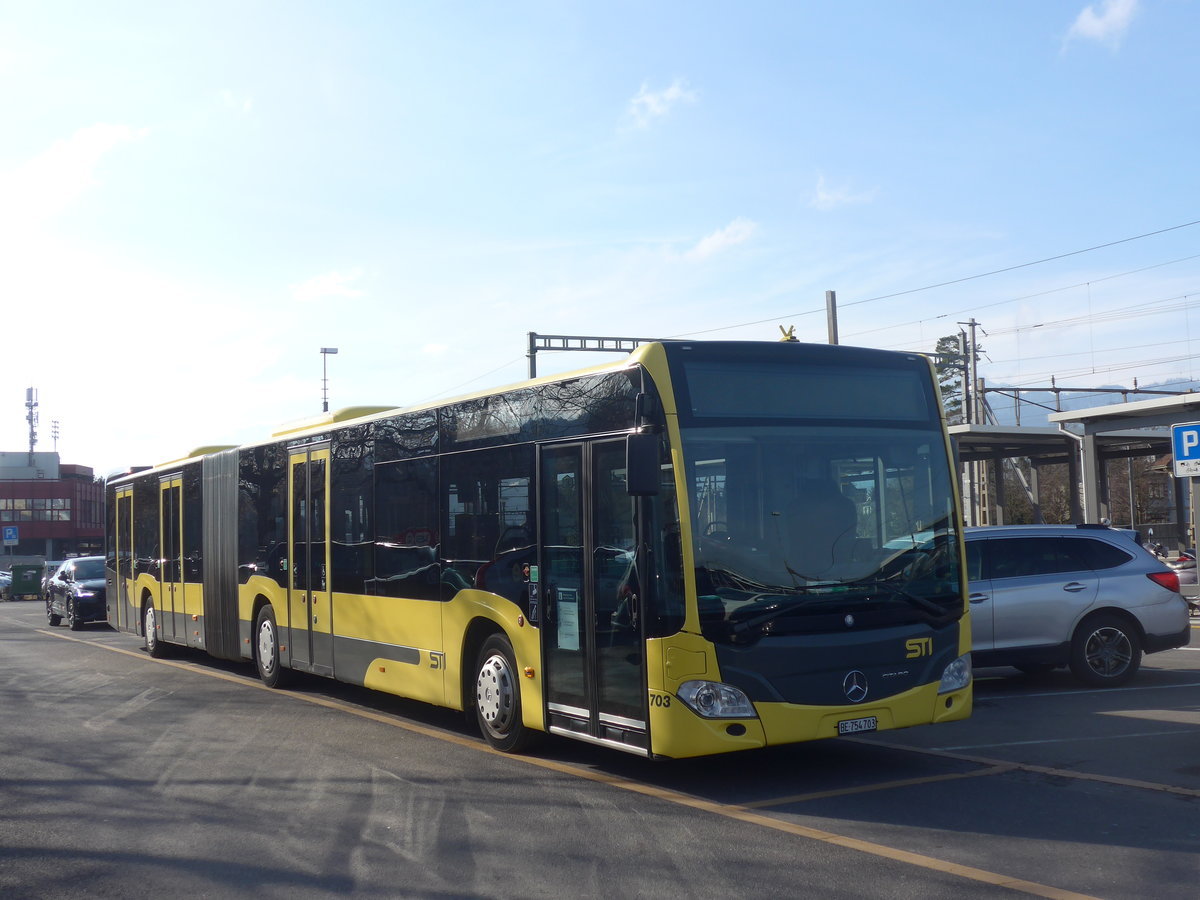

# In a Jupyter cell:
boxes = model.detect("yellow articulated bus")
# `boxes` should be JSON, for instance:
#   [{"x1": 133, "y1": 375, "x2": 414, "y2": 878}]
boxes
[{"x1": 105, "y1": 340, "x2": 971, "y2": 759}]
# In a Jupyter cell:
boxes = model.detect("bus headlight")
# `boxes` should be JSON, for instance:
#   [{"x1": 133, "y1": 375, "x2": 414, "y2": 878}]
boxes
[
  {"x1": 938, "y1": 654, "x2": 972, "y2": 694},
  {"x1": 677, "y1": 681, "x2": 757, "y2": 719}
]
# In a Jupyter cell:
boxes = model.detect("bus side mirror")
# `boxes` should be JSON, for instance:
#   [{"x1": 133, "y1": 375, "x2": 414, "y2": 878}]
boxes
[{"x1": 626, "y1": 432, "x2": 660, "y2": 496}]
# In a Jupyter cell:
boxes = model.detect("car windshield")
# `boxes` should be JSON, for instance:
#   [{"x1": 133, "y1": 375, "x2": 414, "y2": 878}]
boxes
[
  {"x1": 73, "y1": 559, "x2": 105, "y2": 580},
  {"x1": 684, "y1": 424, "x2": 963, "y2": 642}
]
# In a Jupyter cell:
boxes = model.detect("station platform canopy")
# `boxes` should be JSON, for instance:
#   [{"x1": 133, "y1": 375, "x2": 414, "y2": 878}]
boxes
[
  {"x1": 1045, "y1": 394, "x2": 1200, "y2": 542},
  {"x1": 949, "y1": 420, "x2": 1174, "y2": 530}
]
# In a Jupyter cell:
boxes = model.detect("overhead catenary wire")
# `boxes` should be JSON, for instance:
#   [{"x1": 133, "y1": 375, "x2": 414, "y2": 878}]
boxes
[
  {"x1": 843, "y1": 253, "x2": 1200, "y2": 341},
  {"x1": 671, "y1": 219, "x2": 1200, "y2": 339}
]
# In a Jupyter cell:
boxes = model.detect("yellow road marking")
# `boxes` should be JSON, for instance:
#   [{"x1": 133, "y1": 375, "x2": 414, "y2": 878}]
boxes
[
  {"x1": 741, "y1": 763, "x2": 1018, "y2": 807},
  {"x1": 40, "y1": 628, "x2": 1104, "y2": 900},
  {"x1": 859, "y1": 738, "x2": 1200, "y2": 800}
]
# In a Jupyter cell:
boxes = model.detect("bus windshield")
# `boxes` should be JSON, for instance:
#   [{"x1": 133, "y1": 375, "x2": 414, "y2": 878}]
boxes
[{"x1": 684, "y1": 424, "x2": 962, "y2": 643}]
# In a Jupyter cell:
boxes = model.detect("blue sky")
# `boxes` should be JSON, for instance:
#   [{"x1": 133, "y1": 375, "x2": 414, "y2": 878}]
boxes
[{"x1": 2, "y1": 0, "x2": 1198, "y2": 473}]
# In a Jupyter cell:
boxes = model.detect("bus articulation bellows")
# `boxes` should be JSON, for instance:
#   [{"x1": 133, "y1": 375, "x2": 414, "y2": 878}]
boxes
[{"x1": 105, "y1": 340, "x2": 972, "y2": 759}]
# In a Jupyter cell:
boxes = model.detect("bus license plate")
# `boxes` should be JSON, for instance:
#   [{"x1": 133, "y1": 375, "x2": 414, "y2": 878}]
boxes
[{"x1": 838, "y1": 716, "x2": 878, "y2": 735}]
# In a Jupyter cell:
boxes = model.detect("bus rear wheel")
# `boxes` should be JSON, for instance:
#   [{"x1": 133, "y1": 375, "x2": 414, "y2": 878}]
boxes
[
  {"x1": 474, "y1": 634, "x2": 536, "y2": 753},
  {"x1": 144, "y1": 602, "x2": 167, "y2": 658},
  {"x1": 255, "y1": 605, "x2": 292, "y2": 688}
]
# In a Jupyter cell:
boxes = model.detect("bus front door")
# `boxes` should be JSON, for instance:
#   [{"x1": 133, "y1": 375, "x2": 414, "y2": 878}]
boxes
[
  {"x1": 540, "y1": 440, "x2": 648, "y2": 754},
  {"x1": 288, "y1": 446, "x2": 334, "y2": 676},
  {"x1": 158, "y1": 477, "x2": 184, "y2": 643}
]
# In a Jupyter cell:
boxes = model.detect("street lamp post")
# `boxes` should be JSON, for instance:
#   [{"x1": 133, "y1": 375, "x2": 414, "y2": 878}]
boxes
[{"x1": 320, "y1": 347, "x2": 339, "y2": 412}]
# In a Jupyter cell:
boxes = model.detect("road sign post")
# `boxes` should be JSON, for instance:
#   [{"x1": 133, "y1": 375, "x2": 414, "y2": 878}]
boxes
[
  {"x1": 1172, "y1": 423, "x2": 1200, "y2": 553},
  {"x1": 1172, "y1": 423, "x2": 1200, "y2": 477}
]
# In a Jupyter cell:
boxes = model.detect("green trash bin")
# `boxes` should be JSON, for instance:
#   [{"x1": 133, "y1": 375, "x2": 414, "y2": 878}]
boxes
[{"x1": 9, "y1": 564, "x2": 44, "y2": 602}]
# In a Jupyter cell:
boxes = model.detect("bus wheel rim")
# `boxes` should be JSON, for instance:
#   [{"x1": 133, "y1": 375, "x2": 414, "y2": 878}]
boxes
[
  {"x1": 258, "y1": 620, "x2": 276, "y2": 674},
  {"x1": 476, "y1": 652, "x2": 515, "y2": 737}
]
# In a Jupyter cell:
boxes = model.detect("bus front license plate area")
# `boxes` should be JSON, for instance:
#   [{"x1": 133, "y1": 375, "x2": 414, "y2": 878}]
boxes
[{"x1": 838, "y1": 716, "x2": 878, "y2": 735}]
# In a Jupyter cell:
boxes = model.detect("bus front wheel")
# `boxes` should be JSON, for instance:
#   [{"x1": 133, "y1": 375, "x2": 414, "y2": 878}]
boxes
[{"x1": 474, "y1": 634, "x2": 536, "y2": 753}]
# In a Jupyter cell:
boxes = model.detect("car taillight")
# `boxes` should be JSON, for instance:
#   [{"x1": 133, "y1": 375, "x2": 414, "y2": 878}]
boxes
[{"x1": 1147, "y1": 571, "x2": 1180, "y2": 593}]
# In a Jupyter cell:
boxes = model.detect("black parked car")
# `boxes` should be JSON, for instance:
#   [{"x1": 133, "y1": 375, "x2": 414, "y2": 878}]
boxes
[{"x1": 46, "y1": 557, "x2": 108, "y2": 630}]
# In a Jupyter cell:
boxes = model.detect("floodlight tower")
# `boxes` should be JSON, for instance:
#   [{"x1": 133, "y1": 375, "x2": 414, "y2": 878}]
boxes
[{"x1": 320, "y1": 347, "x2": 339, "y2": 412}]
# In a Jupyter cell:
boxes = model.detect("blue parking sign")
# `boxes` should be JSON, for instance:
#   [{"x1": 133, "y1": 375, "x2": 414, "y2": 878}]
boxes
[
  {"x1": 2, "y1": 525, "x2": 17, "y2": 546},
  {"x1": 1171, "y1": 422, "x2": 1200, "y2": 477}
]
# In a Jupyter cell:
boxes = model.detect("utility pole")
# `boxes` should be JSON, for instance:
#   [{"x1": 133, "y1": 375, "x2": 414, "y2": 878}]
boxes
[
  {"x1": 958, "y1": 318, "x2": 980, "y2": 425},
  {"x1": 957, "y1": 319, "x2": 983, "y2": 524},
  {"x1": 825, "y1": 290, "x2": 839, "y2": 345}
]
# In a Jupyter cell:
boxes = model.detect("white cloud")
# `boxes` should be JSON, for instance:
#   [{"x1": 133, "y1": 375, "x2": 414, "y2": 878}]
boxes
[
  {"x1": 627, "y1": 78, "x2": 697, "y2": 128},
  {"x1": 1065, "y1": 0, "x2": 1138, "y2": 48},
  {"x1": 685, "y1": 217, "x2": 758, "y2": 261},
  {"x1": 809, "y1": 174, "x2": 876, "y2": 211},
  {"x1": 220, "y1": 89, "x2": 254, "y2": 114},
  {"x1": 0, "y1": 124, "x2": 148, "y2": 228},
  {"x1": 291, "y1": 268, "x2": 366, "y2": 303}
]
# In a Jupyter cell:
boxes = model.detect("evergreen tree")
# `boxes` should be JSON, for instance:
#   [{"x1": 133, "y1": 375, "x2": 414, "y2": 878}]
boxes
[{"x1": 933, "y1": 334, "x2": 968, "y2": 424}]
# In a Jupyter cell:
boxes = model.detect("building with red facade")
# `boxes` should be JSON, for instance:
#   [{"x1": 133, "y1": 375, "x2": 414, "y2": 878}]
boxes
[{"x1": 0, "y1": 452, "x2": 104, "y2": 561}]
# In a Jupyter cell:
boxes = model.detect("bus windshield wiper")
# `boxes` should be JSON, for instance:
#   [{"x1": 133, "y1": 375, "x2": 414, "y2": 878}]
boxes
[
  {"x1": 727, "y1": 596, "x2": 834, "y2": 636},
  {"x1": 845, "y1": 577, "x2": 959, "y2": 622},
  {"x1": 697, "y1": 565, "x2": 833, "y2": 597}
]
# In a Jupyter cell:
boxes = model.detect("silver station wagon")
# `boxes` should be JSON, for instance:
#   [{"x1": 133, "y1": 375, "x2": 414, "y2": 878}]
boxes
[{"x1": 965, "y1": 525, "x2": 1191, "y2": 686}]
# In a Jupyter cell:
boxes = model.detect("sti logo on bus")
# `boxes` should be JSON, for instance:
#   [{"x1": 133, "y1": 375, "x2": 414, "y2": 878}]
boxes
[{"x1": 905, "y1": 638, "x2": 932, "y2": 658}]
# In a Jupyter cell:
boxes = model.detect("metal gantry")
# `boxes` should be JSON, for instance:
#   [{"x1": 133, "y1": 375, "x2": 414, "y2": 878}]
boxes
[{"x1": 526, "y1": 332, "x2": 659, "y2": 378}]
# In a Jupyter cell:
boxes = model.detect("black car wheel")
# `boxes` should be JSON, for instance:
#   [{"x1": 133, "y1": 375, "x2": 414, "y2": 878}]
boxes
[
  {"x1": 46, "y1": 600, "x2": 61, "y2": 627},
  {"x1": 67, "y1": 597, "x2": 83, "y2": 631},
  {"x1": 1069, "y1": 612, "x2": 1142, "y2": 687}
]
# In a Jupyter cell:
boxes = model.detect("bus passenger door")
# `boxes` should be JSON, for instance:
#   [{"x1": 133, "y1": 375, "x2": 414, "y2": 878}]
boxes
[
  {"x1": 114, "y1": 488, "x2": 134, "y2": 631},
  {"x1": 288, "y1": 446, "x2": 334, "y2": 676},
  {"x1": 159, "y1": 477, "x2": 184, "y2": 643},
  {"x1": 540, "y1": 440, "x2": 648, "y2": 753}
]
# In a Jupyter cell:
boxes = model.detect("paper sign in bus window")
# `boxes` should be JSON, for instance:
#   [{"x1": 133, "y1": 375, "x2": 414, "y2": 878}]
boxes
[{"x1": 557, "y1": 587, "x2": 580, "y2": 651}]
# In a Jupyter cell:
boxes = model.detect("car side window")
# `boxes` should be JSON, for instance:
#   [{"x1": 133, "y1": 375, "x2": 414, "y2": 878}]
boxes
[
  {"x1": 989, "y1": 538, "x2": 1043, "y2": 579},
  {"x1": 966, "y1": 541, "x2": 985, "y2": 581},
  {"x1": 1046, "y1": 538, "x2": 1093, "y2": 574},
  {"x1": 1072, "y1": 538, "x2": 1132, "y2": 570},
  {"x1": 988, "y1": 537, "x2": 1092, "y2": 579}
]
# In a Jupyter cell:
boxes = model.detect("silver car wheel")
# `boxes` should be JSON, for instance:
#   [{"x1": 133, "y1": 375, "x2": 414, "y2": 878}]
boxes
[{"x1": 1082, "y1": 625, "x2": 1133, "y2": 678}]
